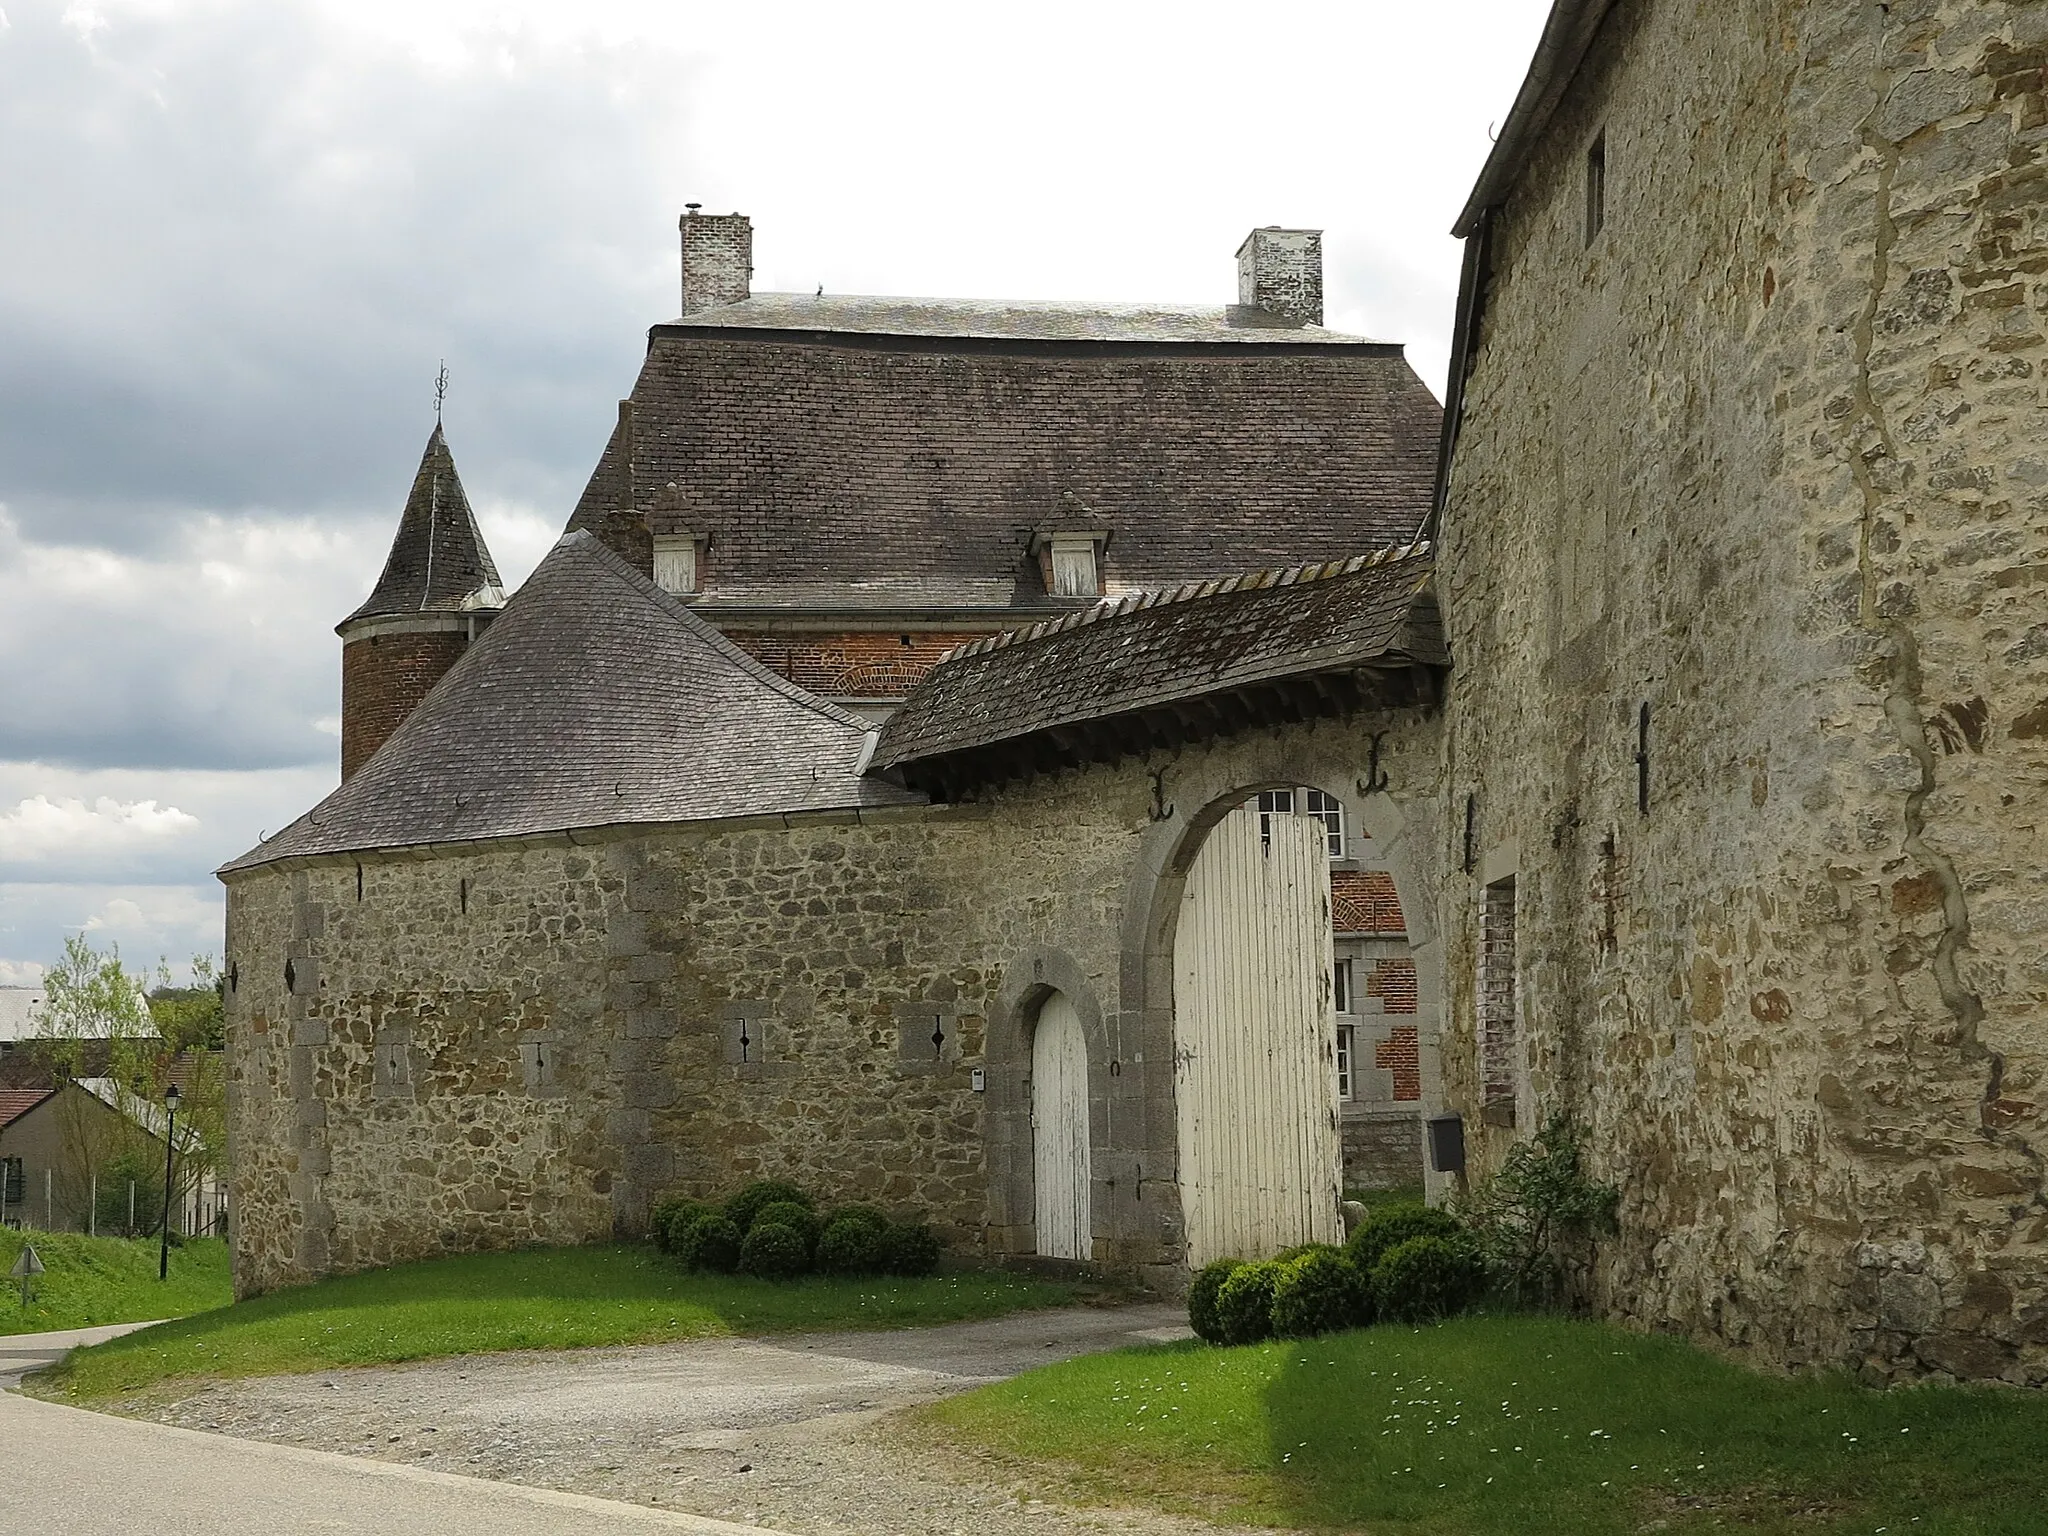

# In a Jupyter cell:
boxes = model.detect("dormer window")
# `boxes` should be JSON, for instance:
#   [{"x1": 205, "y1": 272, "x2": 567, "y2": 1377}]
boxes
[
  {"x1": 652, "y1": 532, "x2": 707, "y2": 595},
  {"x1": 1035, "y1": 530, "x2": 1109, "y2": 597}
]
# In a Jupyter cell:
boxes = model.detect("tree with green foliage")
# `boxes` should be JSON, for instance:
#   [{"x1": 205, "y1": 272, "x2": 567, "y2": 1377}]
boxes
[
  {"x1": 29, "y1": 938, "x2": 224, "y2": 1233},
  {"x1": 1457, "y1": 1113, "x2": 1620, "y2": 1304}
]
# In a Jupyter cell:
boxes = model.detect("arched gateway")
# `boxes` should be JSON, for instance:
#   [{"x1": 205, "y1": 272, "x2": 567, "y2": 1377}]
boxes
[{"x1": 1174, "y1": 803, "x2": 1343, "y2": 1264}]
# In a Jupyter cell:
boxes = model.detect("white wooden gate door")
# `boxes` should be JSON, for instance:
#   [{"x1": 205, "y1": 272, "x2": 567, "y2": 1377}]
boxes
[
  {"x1": 1032, "y1": 992, "x2": 1092, "y2": 1260},
  {"x1": 1174, "y1": 802, "x2": 1342, "y2": 1266}
]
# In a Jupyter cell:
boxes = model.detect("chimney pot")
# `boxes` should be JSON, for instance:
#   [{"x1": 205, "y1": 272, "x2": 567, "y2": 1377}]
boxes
[
  {"x1": 1235, "y1": 226, "x2": 1323, "y2": 326},
  {"x1": 680, "y1": 209, "x2": 753, "y2": 316}
]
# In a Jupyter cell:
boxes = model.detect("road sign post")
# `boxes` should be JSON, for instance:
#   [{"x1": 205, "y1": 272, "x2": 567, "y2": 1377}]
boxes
[{"x1": 11, "y1": 1242, "x2": 44, "y2": 1306}]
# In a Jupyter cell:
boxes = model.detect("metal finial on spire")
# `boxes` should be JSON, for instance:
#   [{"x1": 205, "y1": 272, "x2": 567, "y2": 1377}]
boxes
[{"x1": 434, "y1": 361, "x2": 449, "y2": 425}]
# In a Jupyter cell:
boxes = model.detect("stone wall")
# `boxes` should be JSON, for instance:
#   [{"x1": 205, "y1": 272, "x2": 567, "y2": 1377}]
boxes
[
  {"x1": 1439, "y1": 0, "x2": 2048, "y2": 1383},
  {"x1": 1341, "y1": 1110, "x2": 1424, "y2": 1194},
  {"x1": 224, "y1": 709, "x2": 1445, "y2": 1299}
]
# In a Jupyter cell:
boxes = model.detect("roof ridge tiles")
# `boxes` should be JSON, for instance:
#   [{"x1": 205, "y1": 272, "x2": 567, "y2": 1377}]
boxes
[
  {"x1": 922, "y1": 541, "x2": 1433, "y2": 675},
  {"x1": 922, "y1": 539, "x2": 1436, "y2": 672}
]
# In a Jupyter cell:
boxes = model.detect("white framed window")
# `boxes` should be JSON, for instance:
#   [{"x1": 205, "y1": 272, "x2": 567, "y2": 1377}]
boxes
[
  {"x1": 1303, "y1": 788, "x2": 1345, "y2": 858},
  {"x1": 1255, "y1": 787, "x2": 1346, "y2": 859},
  {"x1": 1332, "y1": 957, "x2": 1355, "y2": 1015},
  {"x1": 652, "y1": 532, "x2": 704, "y2": 595},
  {"x1": 1049, "y1": 535, "x2": 1100, "y2": 596},
  {"x1": 1335, "y1": 1023, "x2": 1356, "y2": 1102},
  {"x1": 1255, "y1": 787, "x2": 1295, "y2": 844}
]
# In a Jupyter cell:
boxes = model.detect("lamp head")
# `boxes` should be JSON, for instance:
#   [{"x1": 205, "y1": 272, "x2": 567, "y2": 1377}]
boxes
[{"x1": 164, "y1": 1082, "x2": 180, "y2": 1112}]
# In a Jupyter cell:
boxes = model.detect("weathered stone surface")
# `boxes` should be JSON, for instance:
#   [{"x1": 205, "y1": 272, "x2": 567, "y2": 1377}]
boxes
[
  {"x1": 1438, "y1": 0, "x2": 2047, "y2": 1384},
  {"x1": 223, "y1": 712, "x2": 1443, "y2": 1299}
]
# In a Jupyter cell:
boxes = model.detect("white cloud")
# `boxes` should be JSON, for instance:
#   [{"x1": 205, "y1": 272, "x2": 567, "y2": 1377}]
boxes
[
  {"x1": 0, "y1": 960, "x2": 45, "y2": 987},
  {"x1": 0, "y1": 0, "x2": 1554, "y2": 919},
  {"x1": 0, "y1": 881, "x2": 224, "y2": 982},
  {"x1": 0, "y1": 760, "x2": 335, "y2": 885},
  {"x1": 1, "y1": 793, "x2": 198, "y2": 860}
]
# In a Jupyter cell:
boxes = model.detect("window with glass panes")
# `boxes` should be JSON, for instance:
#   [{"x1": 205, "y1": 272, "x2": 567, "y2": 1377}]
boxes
[{"x1": 1254, "y1": 787, "x2": 1345, "y2": 858}]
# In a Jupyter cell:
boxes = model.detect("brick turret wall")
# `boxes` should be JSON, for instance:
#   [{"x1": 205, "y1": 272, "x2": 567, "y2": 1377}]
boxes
[{"x1": 340, "y1": 629, "x2": 470, "y2": 781}]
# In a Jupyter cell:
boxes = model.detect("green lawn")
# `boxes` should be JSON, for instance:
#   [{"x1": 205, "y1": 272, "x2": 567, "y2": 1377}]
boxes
[
  {"x1": 922, "y1": 1313, "x2": 2048, "y2": 1535},
  {"x1": 33, "y1": 1242, "x2": 1075, "y2": 1402},
  {"x1": 0, "y1": 1228, "x2": 231, "y2": 1335}
]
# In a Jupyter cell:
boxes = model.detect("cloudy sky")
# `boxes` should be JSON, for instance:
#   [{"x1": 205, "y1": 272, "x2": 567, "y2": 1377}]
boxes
[{"x1": 0, "y1": 0, "x2": 1550, "y2": 985}]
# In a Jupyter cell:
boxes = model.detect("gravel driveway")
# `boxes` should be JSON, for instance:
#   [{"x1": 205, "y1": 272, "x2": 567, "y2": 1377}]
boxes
[{"x1": 120, "y1": 1302, "x2": 1266, "y2": 1536}]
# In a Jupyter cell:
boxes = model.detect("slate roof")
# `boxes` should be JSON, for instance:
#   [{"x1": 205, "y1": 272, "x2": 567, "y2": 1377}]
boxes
[
  {"x1": 340, "y1": 425, "x2": 504, "y2": 630},
  {"x1": 566, "y1": 302, "x2": 1442, "y2": 611},
  {"x1": 666, "y1": 293, "x2": 1384, "y2": 345},
  {"x1": 227, "y1": 532, "x2": 920, "y2": 873},
  {"x1": 0, "y1": 1088, "x2": 52, "y2": 1130},
  {"x1": 871, "y1": 547, "x2": 1443, "y2": 787}
]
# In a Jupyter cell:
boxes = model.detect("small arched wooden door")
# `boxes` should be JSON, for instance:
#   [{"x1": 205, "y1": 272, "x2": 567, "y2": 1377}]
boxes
[{"x1": 1031, "y1": 991, "x2": 1092, "y2": 1260}]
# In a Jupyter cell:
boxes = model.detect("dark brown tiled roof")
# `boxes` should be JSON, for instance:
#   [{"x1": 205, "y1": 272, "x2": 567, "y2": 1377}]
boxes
[
  {"x1": 566, "y1": 318, "x2": 1441, "y2": 611},
  {"x1": 227, "y1": 532, "x2": 919, "y2": 873},
  {"x1": 0, "y1": 1087, "x2": 52, "y2": 1130},
  {"x1": 340, "y1": 425, "x2": 504, "y2": 629},
  {"x1": 871, "y1": 548, "x2": 1443, "y2": 791}
]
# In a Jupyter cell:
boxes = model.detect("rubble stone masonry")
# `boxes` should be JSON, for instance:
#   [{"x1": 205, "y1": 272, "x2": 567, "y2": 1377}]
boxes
[
  {"x1": 1441, "y1": 0, "x2": 2048, "y2": 1383},
  {"x1": 224, "y1": 711, "x2": 1445, "y2": 1299}
]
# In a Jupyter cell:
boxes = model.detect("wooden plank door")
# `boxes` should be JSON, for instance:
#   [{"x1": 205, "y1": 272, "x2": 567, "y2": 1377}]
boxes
[
  {"x1": 1174, "y1": 802, "x2": 1342, "y2": 1266},
  {"x1": 1032, "y1": 991, "x2": 1092, "y2": 1260}
]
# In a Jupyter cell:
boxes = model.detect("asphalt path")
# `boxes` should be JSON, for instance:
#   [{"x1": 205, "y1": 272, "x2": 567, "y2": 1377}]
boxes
[{"x1": 1, "y1": 1323, "x2": 796, "y2": 1535}]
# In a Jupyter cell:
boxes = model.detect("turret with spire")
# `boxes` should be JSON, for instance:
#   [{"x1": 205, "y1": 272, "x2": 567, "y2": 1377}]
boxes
[{"x1": 336, "y1": 422, "x2": 503, "y2": 781}]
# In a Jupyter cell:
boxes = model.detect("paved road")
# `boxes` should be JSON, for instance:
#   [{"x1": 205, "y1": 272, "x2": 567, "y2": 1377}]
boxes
[
  {"x1": 2, "y1": 1324, "x2": 794, "y2": 1535},
  {"x1": 0, "y1": 1320, "x2": 164, "y2": 1389}
]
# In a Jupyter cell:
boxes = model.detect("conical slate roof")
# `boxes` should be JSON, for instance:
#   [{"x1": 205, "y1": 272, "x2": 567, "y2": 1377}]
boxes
[
  {"x1": 229, "y1": 532, "x2": 920, "y2": 872},
  {"x1": 340, "y1": 425, "x2": 503, "y2": 629}
]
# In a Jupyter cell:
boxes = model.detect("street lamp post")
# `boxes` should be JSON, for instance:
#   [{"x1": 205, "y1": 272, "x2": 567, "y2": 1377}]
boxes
[{"x1": 159, "y1": 1081, "x2": 180, "y2": 1282}]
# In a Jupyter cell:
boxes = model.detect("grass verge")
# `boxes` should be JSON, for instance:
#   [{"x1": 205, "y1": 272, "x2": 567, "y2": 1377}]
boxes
[
  {"x1": 33, "y1": 1242, "x2": 1075, "y2": 1402},
  {"x1": 0, "y1": 1228, "x2": 231, "y2": 1334},
  {"x1": 919, "y1": 1312, "x2": 2048, "y2": 1535}
]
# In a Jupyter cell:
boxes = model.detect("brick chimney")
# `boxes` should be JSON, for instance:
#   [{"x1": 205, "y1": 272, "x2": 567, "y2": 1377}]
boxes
[
  {"x1": 681, "y1": 206, "x2": 753, "y2": 315},
  {"x1": 1235, "y1": 227, "x2": 1323, "y2": 326}
]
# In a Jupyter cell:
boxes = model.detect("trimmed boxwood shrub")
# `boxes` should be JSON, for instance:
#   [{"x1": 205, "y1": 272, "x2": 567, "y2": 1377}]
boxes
[
  {"x1": 884, "y1": 1218, "x2": 941, "y2": 1276},
  {"x1": 816, "y1": 1213, "x2": 893, "y2": 1275},
  {"x1": 1371, "y1": 1234, "x2": 1485, "y2": 1322},
  {"x1": 1271, "y1": 1249, "x2": 1372, "y2": 1338},
  {"x1": 753, "y1": 1199, "x2": 822, "y2": 1255},
  {"x1": 725, "y1": 1180, "x2": 813, "y2": 1234},
  {"x1": 675, "y1": 1212, "x2": 742, "y2": 1273},
  {"x1": 823, "y1": 1203, "x2": 889, "y2": 1230},
  {"x1": 1345, "y1": 1203, "x2": 1463, "y2": 1274},
  {"x1": 739, "y1": 1219, "x2": 812, "y2": 1279},
  {"x1": 1188, "y1": 1258, "x2": 1244, "y2": 1343},
  {"x1": 1212, "y1": 1260, "x2": 1282, "y2": 1346},
  {"x1": 1274, "y1": 1242, "x2": 1343, "y2": 1265},
  {"x1": 649, "y1": 1195, "x2": 708, "y2": 1253}
]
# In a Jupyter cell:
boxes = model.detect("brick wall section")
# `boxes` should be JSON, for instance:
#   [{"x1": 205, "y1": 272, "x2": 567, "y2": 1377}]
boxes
[
  {"x1": 340, "y1": 631, "x2": 468, "y2": 781},
  {"x1": 723, "y1": 631, "x2": 989, "y2": 699},
  {"x1": 1475, "y1": 878, "x2": 1517, "y2": 1113},
  {"x1": 1332, "y1": 869, "x2": 1405, "y2": 933},
  {"x1": 1375, "y1": 1025, "x2": 1422, "y2": 1103},
  {"x1": 1364, "y1": 956, "x2": 1417, "y2": 1014}
]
